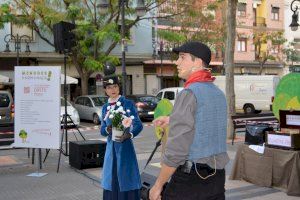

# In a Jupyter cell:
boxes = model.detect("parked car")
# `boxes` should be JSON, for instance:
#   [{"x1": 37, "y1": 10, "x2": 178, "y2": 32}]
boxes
[
  {"x1": 0, "y1": 90, "x2": 14, "y2": 126},
  {"x1": 156, "y1": 87, "x2": 183, "y2": 105},
  {"x1": 126, "y1": 94, "x2": 159, "y2": 120},
  {"x1": 60, "y1": 97, "x2": 80, "y2": 127},
  {"x1": 73, "y1": 95, "x2": 107, "y2": 124}
]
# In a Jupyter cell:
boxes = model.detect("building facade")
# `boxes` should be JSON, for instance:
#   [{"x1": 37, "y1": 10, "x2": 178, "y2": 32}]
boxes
[
  {"x1": 144, "y1": 0, "x2": 287, "y2": 96},
  {"x1": 235, "y1": 0, "x2": 285, "y2": 75}
]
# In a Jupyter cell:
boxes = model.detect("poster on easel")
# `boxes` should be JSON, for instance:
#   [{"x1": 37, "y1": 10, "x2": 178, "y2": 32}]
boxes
[{"x1": 14, "y1": 66, "x2": 61, "y2": 149}]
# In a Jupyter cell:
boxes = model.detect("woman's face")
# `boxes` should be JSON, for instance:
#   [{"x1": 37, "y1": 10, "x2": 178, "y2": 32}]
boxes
[{"x1": 105, "y1": 84, "x2": 120, "y2": 99}]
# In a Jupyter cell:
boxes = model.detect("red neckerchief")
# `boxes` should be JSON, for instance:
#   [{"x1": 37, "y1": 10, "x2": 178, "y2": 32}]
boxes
[{"x1": 184, "y1": 70, "x2": 215, "y2": 88}]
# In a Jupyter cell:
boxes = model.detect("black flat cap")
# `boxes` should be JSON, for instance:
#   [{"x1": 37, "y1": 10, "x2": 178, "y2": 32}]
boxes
[{"x1": 173, "y1": 41, "x2": 211, "y2": 65}]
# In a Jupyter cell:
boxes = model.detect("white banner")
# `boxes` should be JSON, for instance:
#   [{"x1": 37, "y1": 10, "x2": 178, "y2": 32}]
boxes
[{"x1": 14, "y1": 66, "x2": 61, "y2": 149}]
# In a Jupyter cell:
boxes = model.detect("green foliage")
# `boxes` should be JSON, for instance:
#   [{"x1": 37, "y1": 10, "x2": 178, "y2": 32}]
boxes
[
  {"x1": 111, "y1": 112, "x2": 124, "y2": 131},
  {"x1": 0, "y1": 3, "x2": 15, "y2": 29},
  {"x1": 283, "y1": 42, "x2": 300, "y2": 63},
  {"x1": 253, "y1": 31, "x2": 287, "y2": 65},
  {"x1": 158, "y1": 30, "x2": 186, "y2": 43}
]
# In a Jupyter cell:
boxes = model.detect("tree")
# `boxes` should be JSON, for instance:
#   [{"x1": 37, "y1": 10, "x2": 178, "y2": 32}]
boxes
[
  {"x1": 3, "y1": 0, "x2": 163, "y2": 95},
  {"x1": 224, "y1": 0, "x2": 237, "y2": 139},
  {"x1": 156, "y1": 0, "x2": 226, "y2": 53},
  {"x1": 0, "y1": 3, "x2": 15, "y2": 28},
  {"x1": 253, "y1": 31, "x2": 287, "y2": 75},
  {"x1": 283, "y1": 42, "x2": 300, "y2": 66}
]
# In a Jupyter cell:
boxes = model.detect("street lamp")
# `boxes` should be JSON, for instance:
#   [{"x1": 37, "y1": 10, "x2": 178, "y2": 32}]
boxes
[
  {"x1": 98, "y1": 0, "x2": 147, "y2": 95},
  {"x1": 3, "y1": 34, "x2": 32, "y2": 66},
  {"x1": 289, "y1": 0, "x2": 300, "y2": 31}
]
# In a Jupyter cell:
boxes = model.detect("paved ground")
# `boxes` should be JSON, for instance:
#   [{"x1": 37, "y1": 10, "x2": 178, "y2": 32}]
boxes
[{"x1": 1, "y1": 140, "x2": 299, "y2": 200}]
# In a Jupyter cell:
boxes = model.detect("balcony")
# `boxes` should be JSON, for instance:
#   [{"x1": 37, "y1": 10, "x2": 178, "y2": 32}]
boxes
[{"x1": 253, "y1": 17, "x2": 266, "y2": 27}]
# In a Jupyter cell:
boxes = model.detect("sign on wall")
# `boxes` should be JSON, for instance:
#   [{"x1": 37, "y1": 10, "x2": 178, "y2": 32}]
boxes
[{"x1": 14, "y1": 66, "x2": 61, "y2": 149}]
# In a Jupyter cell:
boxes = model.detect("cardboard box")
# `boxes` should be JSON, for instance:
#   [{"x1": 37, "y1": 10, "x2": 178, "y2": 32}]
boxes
[{"x1": 266, "y1": 110, "x2": 300, "y2": 150}]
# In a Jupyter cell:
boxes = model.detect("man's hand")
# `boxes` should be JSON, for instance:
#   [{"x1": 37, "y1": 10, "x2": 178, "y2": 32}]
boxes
[
  {"x1": 149, "y1": 184, "x2": 163, "y2": 200},
  {"x1": 115, "y1": 133, "x2": 131, "y2": 142},
  {"x1": 153, "y1": 116, "x2": 170, "y2": 128}
]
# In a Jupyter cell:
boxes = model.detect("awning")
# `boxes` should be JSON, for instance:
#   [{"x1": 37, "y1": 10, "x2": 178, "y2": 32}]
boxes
[
  {"x1": 0, "y1": 74, "x2": 9, "y2": 83},
  {"x1": 60, "y1": 74, "x2": 78, "y2": 85}
]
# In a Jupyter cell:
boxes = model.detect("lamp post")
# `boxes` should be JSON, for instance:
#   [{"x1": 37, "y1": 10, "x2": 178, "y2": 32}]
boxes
[
  {"x1": 3, "y1": 34, "x2": 32, "y2": 66},
  {"x1": 98, "y1": 0, "x2": 146, "y2": 95},
  {"x1": 290, "y1": 0, "x2": 300, "y2": 31}
]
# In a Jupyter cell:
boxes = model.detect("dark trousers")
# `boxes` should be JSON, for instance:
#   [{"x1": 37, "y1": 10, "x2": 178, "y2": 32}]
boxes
[{"x1": 162, "y1": 164, "x2": 225, "y2": 200}]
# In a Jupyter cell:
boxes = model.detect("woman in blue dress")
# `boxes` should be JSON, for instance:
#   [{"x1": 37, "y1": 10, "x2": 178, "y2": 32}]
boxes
[{"x1": 100, "y1": 72, "x2": 143, "y2": 200}]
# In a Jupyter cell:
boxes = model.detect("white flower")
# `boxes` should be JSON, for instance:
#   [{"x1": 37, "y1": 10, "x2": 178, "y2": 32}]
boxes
[
  {"x1": 109, "y1": 114, "x2": 114, "y2": 119},
  {"x1": 116, "y1": 101, "x2": 121, "y2": 106},
  {"x1": 130, "y1": 115, "x2": 135, "y2": 120},
  {"x1": 122, "y1": 111, "x2": 126, "y2": 114},
  {"x1": 126, "y1": 109, "x2": 131, "y2": 113},
  {"x1": 118, "y1": 106, "x2": 124, "y2": 112},
  {"x1": 107, "y1": 106, "x2": 111, "y2": 110},
  {"x1": 108, "y1": 79, "x2": 114, "y2": 84}
]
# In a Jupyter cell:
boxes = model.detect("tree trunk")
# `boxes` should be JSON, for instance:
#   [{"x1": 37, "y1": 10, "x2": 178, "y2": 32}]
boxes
[
  {"x1": 259, "y1": 62, "x2": 264, "y2": 75},
  {"x1": 224, "y1": 0, "x2": 237, "y2": 139},
  {"x1": 72, "y1": 54, "x2": 91, "y2": 96},
  {"x1": 80, "y1": 73, "x2": 90, "y2": 95}
]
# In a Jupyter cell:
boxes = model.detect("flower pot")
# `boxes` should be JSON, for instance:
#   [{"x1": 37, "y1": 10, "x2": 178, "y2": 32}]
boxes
[{"x1": 112, "y1": 128, "x2": 123, "y2": 142}]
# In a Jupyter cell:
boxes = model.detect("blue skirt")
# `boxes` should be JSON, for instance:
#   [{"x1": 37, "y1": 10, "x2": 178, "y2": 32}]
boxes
[{"x1": 103, "y1": 145, "x2": 140, "y2": 200}]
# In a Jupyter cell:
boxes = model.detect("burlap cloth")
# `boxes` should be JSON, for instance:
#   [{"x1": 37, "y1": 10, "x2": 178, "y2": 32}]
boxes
[{"x1": 229, "y1": 144, "x2": 300, "y2": 196}]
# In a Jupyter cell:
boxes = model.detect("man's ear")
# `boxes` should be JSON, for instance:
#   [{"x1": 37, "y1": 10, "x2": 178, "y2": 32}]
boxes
[{"x1": 194, "y1": 58, "x2": 203, "y2": 67}]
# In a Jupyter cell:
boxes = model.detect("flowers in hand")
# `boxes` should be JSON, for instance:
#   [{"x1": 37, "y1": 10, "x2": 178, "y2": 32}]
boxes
[
  {"x1": 122, "y1": 117, "x2": 132, "y2": 128},
  {"x1": 106, "y1": 101, "x2": 134, "y2": 131}
]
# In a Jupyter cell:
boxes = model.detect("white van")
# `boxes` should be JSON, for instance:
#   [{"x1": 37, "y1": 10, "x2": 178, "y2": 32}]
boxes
[
  {"x1": 156, "y1": 75, "x2": 280, "y2": 114},
  {"x1": 156, "y1": 87, "x2": 183, "y2": 105},
  {"x1": 214, "y1": 75, "x2": 280, "y2": 114}
]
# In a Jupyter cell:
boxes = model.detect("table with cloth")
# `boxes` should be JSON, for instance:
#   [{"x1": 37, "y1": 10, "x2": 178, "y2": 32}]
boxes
[{"x1": 229, "y1": 144, "x2": 300, "y2": 196}]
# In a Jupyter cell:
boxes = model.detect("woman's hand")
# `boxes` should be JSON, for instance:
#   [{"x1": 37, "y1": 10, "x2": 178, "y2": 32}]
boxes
[
  {"x1": 106, "y1": 125, "x2": 112, "y2": 135},
  {"x1": 153, "y1": 116, "x2": 170, "y2": 128},
  {"x1": 115, "y1": 133, "x2": 132, "y2": 142}
]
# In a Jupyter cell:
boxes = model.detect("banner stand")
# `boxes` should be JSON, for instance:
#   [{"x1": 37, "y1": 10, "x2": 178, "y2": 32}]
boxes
[{"x1": 27, "y1": 148, "x2": 48, "y2": 178}]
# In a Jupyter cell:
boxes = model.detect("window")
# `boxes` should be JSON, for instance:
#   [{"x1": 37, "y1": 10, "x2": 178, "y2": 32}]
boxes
[
  {"x1": 84, "y1": 98, "x2": 92, "y2": 107},
  {"x1": 92, "y1": 97, "x2": 107, "y2": 106},
  {"x1": 271, "y1": 7, "x2": 279, "y2": 21},
  {"x1": 164, "y1": 91, "x2": 175, "y2": 100},
  {"x1": 75, "y1": 97, "x2": 84, "y2": 105},
  {"x1": 60, "y1": 98, "x2": 71, "y2": 107},
  {"x1": 0, "y1": 94, "x2": 10, "y2": 107},
  {"x1": 156, "y1": 92, "x2": 163, "y2": 100},
  {"x1": 237, "y1": 3, "x2": 246, "y2": 17},
  {"x1": 237, "y1": 38, "x2": 247, "y2": 52}
]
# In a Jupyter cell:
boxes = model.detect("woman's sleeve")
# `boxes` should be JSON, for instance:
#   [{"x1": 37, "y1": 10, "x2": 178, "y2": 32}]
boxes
[
  {"x1": 100, "y1": 105, "x2": 109, "y2": 137},
  {"x1": 128, "y1": 101, "x2": 143, "y2": 137}
]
